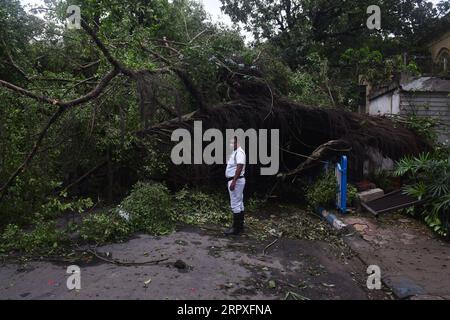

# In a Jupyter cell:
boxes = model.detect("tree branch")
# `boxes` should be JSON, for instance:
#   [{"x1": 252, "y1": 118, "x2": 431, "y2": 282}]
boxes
[
  {"x1": 0, "y1": 69, "x2": 119, "y2": 201},
  {"x1": 0, "y1": 107, "x2": 65, "y2": 201},
  {"x1": 0, "y1": 68, "x2": 119, "y2": 109},
  {"x1": 1, "y1": 38, "x2": 30, "y2": 81},
  {"x1": 61, "y1": 69, "x2": 119, "y2": 108},
  {"x1": 80, "y1": 19, "x2": 135, "y2": 78},
  {"x1": 279, "y1": 140, "x2": 351, "y2": 178},
  {"x1": 140, "y1": 45, "x2": 207, "y2": 112},
  {"x1": 0, "y1": 79, "x2": 59, "y2": 105}
]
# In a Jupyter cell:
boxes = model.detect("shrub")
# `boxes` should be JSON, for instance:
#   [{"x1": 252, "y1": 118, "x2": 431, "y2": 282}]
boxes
[
  {"x1": 40, "y1": 194, "x2": 93, "y2": 220},
  {"x1": 246, "y1": 195, "x2": 266, "y2": 212},
  {"x1": 0, "y1": 221, "x2": 68, "y2": 255},
  {"x1": 394, "y1": 151, "x2": 450, "y2": 237},
  {"x1": 0, "y1": 224, "x2": 24, "y2": 253},
  {"x1": 172, "y1": 189, "x2": 231, "y2": 225},
  {"x1": 306, "y1": 171, "x2": 357, "y2": 209},
  {"x1": 391, "y1": 114, "x2": 438, "y2": 145},
  {"x1": 79, "y1": 212, "x2": 131, "y2": 244},
  {"x1": 367, "y1": 169, "x2": 395, "y2": 192},
  {"x1": 120, "y1": 181, "x2": 174, "y2": 235},
  {"x1": 347, "y1": 184, "x2": 358, "y2": 206}
]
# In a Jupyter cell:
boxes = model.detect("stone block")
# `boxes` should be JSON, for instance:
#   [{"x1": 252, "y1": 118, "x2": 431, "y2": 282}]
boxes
[{"x1": 358, "y1": 188, "x2": 384, "y2": 203}]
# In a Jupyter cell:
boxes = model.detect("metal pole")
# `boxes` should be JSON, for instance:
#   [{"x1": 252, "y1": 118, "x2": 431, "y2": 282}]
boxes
[{"x1": 336, "y1": 155, "x2": 347, "y2": 213}]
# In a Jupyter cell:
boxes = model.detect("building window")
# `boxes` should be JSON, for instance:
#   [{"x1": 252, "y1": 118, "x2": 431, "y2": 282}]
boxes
[{"x1": 436, "y1": 49, "x2": 449, "y2": 74}]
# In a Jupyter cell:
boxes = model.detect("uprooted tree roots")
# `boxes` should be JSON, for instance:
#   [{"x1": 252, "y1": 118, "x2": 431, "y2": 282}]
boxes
[{"x1": 138, "y1": 70, "x2": 430, "y2": 186}]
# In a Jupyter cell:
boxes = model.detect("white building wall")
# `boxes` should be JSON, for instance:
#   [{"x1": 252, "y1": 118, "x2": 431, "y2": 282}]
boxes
[
  {"x1": 400, "y1": 93, "x2": 450, "y2": 144},
  {"x1": 368, "y1": 90, "x2": 450, "y2": 143},
  {"x1": 365, "y1": 89, "x2": 450, "y2": 176},
  {"x1": 392, "y1": 91, "x2": 400, "y2": 114},
  {"x1": 368, "y1": 90, "x2": 400, "y2": 115}
]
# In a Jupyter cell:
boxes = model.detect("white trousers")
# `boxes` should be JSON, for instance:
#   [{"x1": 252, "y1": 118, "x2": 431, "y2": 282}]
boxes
[{"x1": 227, "y1": 178, "x2": 245, "y2": 214}]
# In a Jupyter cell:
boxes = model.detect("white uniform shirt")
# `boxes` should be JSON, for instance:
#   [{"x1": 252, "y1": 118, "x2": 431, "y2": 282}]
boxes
[{"x1": 225, "y1": 147, "x2": 246, "y2": 178}]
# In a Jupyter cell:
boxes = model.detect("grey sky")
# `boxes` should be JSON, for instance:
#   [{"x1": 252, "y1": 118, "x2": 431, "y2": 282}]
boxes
[{"x1": 201, "y1": 0, "x2": 232, "y2": 25}]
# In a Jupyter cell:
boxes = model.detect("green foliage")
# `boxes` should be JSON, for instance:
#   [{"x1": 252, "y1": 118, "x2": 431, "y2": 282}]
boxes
[
  {"x1": 172, "y1": 189, "x2": 231, "y2": 225},
  {"x1": 40, "y1": 194, "x2": 94, "y2": 220},
  {"x1": 248, "y1": 44, "x2": 292, "y2": 96},
  {"x1": 305, "y1": 171, "x2": 357, "y2": 209},
  {"x1": 368, "y1": 169, "x2": 395, "y2": 192},
  {"x1": 288, "y1": 52, "x2": 346, "y2": 107},
  {"x1": 347, "y1": 184, "x2": 358, "y2": 206},
  {"x1": 288, "y1": 70, "x2": 333, "y2": 107},
  {"x1": 394, "y1": 150, "x2": 450, "y2": 236},
  {"x1": 120, "y1": 182, "x2": 174, "y2": 235},
  {"x1": 340, "y1": 47, "x2": 384, "y2": 83},
  {"x1": 79, "y1": 212, "x2": 131, "y2": 244},
  {"x1": 0, "y1": 221, "x2": 68, "y2": 255},
  {"x1": 221, "y1": 0, "x2": 444, "y2": 109},
  {"x1": 341, "y1": 48, "x2": 420, "y2": 86},
  {"x1": 306, "y1": 172, "x2": 337, "y2": 209},
  {"x1": 392, "y1": 114, "x2": 439, "y2": 144},
  {"x1": 338, "y1": 48, "x2": 421, "y2": 109},
  {"x1": 222, "y1": 0, "x2": 443, "y2": 67},
  {"x1": 139, "y1": 139, "x2": 170, "y2": 178},
  {"x1": 287, "y1": 52, "x2": 355, "y2": 109},
  {"x1": 394, "y1": 152, "x2": 450, "y2": 198},
  {"x1": 246, "y1": 195, "x2": 265, "y2": 212}
]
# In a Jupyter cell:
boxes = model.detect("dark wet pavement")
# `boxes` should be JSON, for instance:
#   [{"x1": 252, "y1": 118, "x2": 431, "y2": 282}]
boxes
[{"x1": 0, "y1": 226, "x2": 381, "y2": 300}]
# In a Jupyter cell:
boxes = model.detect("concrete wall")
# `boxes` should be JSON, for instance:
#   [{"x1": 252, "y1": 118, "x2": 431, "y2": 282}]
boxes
[
  {"x1": 400, "y1": 92, "x2": 450, "y2": 144},
  {"x1": 363, "y1": 147, "x2": 395, "y2": 175},
  {"x1": 368, "y1": 90, "x2": 400, "y2": 116},
  {"x1": 365, "y1": 91, "x2": 450, "y2": 175},
  {"x1": 368, "y1": 91, "x2": 450, "y2": 143}
]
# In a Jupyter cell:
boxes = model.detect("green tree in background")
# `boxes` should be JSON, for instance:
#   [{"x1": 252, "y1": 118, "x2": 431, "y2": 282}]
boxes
[{"x1": 220, "y1": 0, "x2": 449, "y2": 108}]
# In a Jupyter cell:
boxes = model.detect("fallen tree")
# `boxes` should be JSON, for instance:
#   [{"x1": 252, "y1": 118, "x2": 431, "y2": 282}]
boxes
[
  {"x1": 0, "y1": 18, "x2": 430, "y2": 201},
  {"x1": 138, "y1": 68, "x2": 431, "y2": 186}
]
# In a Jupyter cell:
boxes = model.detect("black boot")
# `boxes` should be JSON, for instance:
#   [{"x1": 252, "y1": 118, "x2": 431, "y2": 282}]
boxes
[
  {"x1": 238, "y1": 211, "x2": 245, "y2": 233},
  {"x1": 224, "y1": 213, "x2": 240, "y2": 236}
]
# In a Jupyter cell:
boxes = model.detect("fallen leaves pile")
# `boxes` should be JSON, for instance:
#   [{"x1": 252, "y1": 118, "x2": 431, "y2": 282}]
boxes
[{"x1": 246, "y1": 203, "x2": 352, "y2": 259}]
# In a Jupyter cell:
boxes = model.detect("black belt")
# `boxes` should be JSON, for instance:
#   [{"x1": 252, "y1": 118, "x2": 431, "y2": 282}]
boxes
[{"x1": 227, "y1": 176, "x2": 244, "y2": 182}]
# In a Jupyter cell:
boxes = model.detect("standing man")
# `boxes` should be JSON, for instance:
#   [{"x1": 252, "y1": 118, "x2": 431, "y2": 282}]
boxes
[{"x1": 224, "y1": 136, "x2": 246, "y2": 236}]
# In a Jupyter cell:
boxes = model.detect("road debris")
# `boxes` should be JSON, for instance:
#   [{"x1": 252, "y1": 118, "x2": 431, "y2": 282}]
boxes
[
  {"x1": 284, "y1": 291, "x2": 310, "y2": 300},
  {"x1": 174, "y1": 259, "x2": 188, "y2": 270},
  {"x1": 268, "y1": 280, "x2": 276, "y2": 289},
  {"x1": 143, "y1": 278, "x2": 152, "y2": 287}
]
